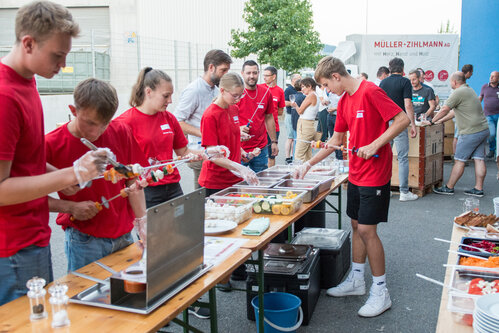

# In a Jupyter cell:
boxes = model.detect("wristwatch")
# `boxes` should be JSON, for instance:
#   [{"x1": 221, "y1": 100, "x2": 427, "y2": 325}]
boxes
[
  {"x1": 271, "y1": 140, "x2": 278, "y2": 144},
  {"x1": 429, "y1": 120, "x2": 434, "y2": 125}
]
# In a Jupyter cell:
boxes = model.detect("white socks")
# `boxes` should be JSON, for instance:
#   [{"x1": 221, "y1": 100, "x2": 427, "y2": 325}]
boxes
[
  {"x1": 351, "y1": 262, "x2": 365, "y2": 280},
  {"x1": 350, "y1": 263, "x2": 387, "y2": 290},
  {"x1": 372, "y1": 274, "x2": 387, "y2": 291}
]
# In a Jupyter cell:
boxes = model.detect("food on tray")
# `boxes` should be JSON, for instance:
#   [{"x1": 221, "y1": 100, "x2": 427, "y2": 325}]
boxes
[
  {"x1": 462, "y1": 240, "x2": 499, "y2": 254},
  {"x1": 459, "y1": 256, "x2": 499, "y2": 268},
  {"x1": 467, "y1": 278, "x2": 499, "y2": 295},
  {"x1": 205, "y1": 199, "x2": 252, "y2": 224},
  {"x1": 454, "y1": 211, "x2": 499, "y2": 228},
  {"x1": 487, "y1": 224, "x2": 499, "y2": 234}
]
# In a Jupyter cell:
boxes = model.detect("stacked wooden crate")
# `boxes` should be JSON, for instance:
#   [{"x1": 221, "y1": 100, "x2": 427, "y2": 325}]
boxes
[
  {"x1": 391, "y1": 124, "x2": 444, "y2": 197},
  {"x1": 443, "y1": 120, "x2": 454, "y2": 160}
]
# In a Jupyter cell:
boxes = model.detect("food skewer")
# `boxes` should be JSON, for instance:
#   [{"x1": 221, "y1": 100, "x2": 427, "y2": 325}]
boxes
[
  {"x1": 71, "y1": 271, "x2": 109, "y2": 286},
  {"x1": 69, "y1": 188, "x2": 128, "y2": 221},
  {"x1": 245, "y1": 85, "x2": 271, "y2": 128},
  {"x1": 415, "y1": 273, "x2": 468, "y2": 295},
  {"x1": 448, "y1": 250, "x2": 487, "y2": 260},
  {"x1": 434, "y1": 237, "x2": 493, "y2": 254},
  {"x1": 81, "y1": 138, "x2": 133, "y2": 175},
  {"x1": 94, "y1": 260, "x2": 118, "y2": 275}
]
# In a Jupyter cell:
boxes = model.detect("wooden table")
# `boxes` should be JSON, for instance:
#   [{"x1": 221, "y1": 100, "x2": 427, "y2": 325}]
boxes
[
  {"x1": 215, "y1": 173, "x2": 348, "y2": 332},
  {"x1": 0, "y1": 245, "x2": 252, "y2": 333},
  {"x1": 435, "y1": 226, "x2": 472, "y2": 333}
]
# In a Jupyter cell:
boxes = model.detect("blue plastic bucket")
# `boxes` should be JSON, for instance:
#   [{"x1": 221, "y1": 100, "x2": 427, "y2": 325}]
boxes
[{"x1": 251, "y1": 292, "x2": 303, "y2": 333}]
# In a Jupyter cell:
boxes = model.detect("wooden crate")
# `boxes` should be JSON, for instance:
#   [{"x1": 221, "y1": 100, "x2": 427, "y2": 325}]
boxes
[
  {"x1": 391, "y1": 153, "x2": 444, "y2": 196},
  {"x1": 392, "y1": 124, "x2": 444, "y2": 158}
]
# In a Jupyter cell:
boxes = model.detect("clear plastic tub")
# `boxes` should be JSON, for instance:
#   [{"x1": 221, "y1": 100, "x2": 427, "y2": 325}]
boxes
[
  {"x1": 205, "y1": 197, "x2": 255, "y2": 224},
  {"x1": 209, "y1": 187, "x2": 306, "y2": 216}
]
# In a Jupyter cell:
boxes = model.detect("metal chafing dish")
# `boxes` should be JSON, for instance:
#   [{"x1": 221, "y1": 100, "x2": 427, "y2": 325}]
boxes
[
  {"x1": 267, "y1": 165, "x2": 295, "y2": 173},
  {"x1": 302, "y1": 174, "x2": 336, "y2": 193},
  {"x1": 210, "y1": 187, "x2": 306, "y2": 216},
  {"x1": 273, "y1": 179, "x2": 321, "y2": 203},
  {"x1": 234, "y1": 177, "x2": 282, "y2": 188},
  {"x1": 255, "y1": 170, "x2": 291, "y2": 179}
]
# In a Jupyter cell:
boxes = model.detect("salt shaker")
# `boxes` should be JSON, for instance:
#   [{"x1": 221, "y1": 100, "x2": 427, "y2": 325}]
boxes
[
  {"x1": 26, "y1": 277, "x2": 48, "y2": 321},
  {"x1": 48, "y1": 283, "x2": 70, "y2": 328}
]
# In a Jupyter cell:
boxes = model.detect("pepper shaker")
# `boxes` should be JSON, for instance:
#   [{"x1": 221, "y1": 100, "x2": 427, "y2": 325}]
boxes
[
  {"x1": 49, "y1": 282, "x2": 70, "y2": 328},
  {"x1": 26, "y1": 277, "x2": 48, "y2": 321}
]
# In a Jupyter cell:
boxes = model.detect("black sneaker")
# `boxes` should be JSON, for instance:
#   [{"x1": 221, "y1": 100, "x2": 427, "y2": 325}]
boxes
[
  {"x1": 464, "y1": 188, "x2": 484, "y2": 197},
  {"x1": 433, "y1": 185, "x2": 454, "y2": 195},
  {"x1": 188, "y1": 306, "x2": 211, "y2": 319},
  {"x1": 285, "y1": 157, "x2": 293, "y2": 165},
  {"x1": 486, "y1": 151, "x2": 495, "y2": 158}
]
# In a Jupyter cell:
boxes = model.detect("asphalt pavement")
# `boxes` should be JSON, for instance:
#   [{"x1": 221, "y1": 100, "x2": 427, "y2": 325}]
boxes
[{"x1": 48, "y1": 128, "x2": 499, "y2": 333}]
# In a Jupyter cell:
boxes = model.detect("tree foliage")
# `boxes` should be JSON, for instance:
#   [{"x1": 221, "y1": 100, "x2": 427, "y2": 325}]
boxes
[
  {"x1": 229, "y1": 0, "x2": 323, "y2": 72},
  {"x1": 438, "y1": 20, "x2": 457, "y2": 34}
]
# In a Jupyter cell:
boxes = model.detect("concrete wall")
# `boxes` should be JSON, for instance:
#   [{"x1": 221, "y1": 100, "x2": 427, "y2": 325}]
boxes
[{"x1": 459, "y1": 0, "x2": 499, "y2": 95}]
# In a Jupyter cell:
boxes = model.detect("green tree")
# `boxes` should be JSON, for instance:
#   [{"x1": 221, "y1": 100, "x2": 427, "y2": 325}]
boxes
[
  {"x1": 438, "y1": 19, "x2": 457, "y2": 34},
  {"x1": 229, "y1": 0, "x2": 322, "y2": 72}
]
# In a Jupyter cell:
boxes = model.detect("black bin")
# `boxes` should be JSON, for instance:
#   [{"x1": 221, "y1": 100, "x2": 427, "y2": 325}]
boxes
[{"x1": 292, "y1": 228, "x2": 351, "y2": 289}]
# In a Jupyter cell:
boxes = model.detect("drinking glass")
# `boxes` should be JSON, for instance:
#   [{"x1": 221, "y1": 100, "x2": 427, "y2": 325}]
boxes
[
  {"x1": 289, "y1": 94, "x2": 296, "y2": 103},
  {"x1": 463, "y1": 198, "x2": 479, "y2": 213}
]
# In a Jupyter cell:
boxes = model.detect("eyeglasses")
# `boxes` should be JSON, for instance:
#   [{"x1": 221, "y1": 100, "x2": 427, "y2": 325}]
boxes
[
  {"x1": 225, "y1": 91, "x2": 243, "y2": 100},
  {"x1": 263, "y1": 74, "x2": 275, "y2": 77}
]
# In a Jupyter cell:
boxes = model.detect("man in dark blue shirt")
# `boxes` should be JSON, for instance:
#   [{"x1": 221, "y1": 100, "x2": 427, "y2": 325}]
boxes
[{"x1": 284, "y1": 74, "x2": 301, "y2": 164}]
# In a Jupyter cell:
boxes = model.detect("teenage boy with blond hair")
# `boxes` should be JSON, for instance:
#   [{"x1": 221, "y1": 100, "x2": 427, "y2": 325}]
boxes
[
  {"x1": 0, "y1": 1, "x2": 110, "y2": 305},
  {"x1": 294, "y1": 56, "x2": 410, "y2": 317},
  {"x1": 46, "y1": 78, "x2": 148, "y2": 271}
]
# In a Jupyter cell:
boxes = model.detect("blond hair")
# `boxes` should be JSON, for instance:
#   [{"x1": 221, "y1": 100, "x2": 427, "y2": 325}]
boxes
[
  {"x1": 219, "y1": 72, "x2": 244, "y2": 91},
  {"x1": 314, "y1": 56, "x2": 349, "y2": 82},
  {"x1": 74, "y1": 78, "x2": 119, "y2": 122},
  {"x1": 129, "y1": 67, "x2": 172, "y2": 107},
  {"x1": 15, "y1": 1, "x2": 80, "y2": 43}
]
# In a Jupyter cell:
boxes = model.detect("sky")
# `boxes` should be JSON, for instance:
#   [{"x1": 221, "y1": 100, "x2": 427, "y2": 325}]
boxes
[{"x1": 311, "y1": 0, "x2": 462, "y2": 46}]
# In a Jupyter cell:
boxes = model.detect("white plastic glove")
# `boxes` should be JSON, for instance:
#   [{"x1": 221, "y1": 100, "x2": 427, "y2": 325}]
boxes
[
  {"x1": 230, "y1": 163, "x2": 260, "y2": 186},
  {"x1": 133, "y1": 215, "x2": 147, "y2": 250},
  {"x1": 292, "y1": 161, "x2": 311, "y2": 179},
  {"x1": 73, "y1": 148, "x2": 113, "y2": 187},
  {"x1": 241, "y1": 132, "x2": 252, "y2": 142},
  {"x1": 205, "y1": 145, "x2": 230, "y2": 159}
]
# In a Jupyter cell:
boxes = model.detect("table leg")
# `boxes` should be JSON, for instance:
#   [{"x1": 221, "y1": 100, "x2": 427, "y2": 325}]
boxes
[
  {"x1": 287, "y1": 225, "x2": 292, "y2": 242},
  {"x1": 257, "y1": 249, "x2": 264, "y2": 333},
  {"x1": 338, "y1": 185, "x2": 342, "y2": 229},
  {"x1": 183, "y1": 309, "x2": 189, "y2": 333},
  {"x1": 208, "y1": 288, "x2": 218, "y2": 332}
]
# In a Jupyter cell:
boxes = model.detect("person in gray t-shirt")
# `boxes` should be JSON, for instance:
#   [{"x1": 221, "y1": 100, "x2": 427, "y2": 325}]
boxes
[
  {"x1": 173, "y1": 50, "x2": 232, "y2": 188},
  {"x1": 409, "y1": 69, "x2": 436, "y2": 120}
]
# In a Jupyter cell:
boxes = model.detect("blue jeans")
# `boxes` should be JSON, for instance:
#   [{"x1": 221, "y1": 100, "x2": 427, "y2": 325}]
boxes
[
  {"x1": 327, "y1": 114, "x2": 343, "y2": 160},
  {"x1": 242, "y1": 146, "x2": 268, "y2": 173},
  {"x1": 392, "y1": 127, "x2": 409, "y2": 193},
  {"x1": 486, "y1": 114, "x2": 499, "y2": 153},
  {"x1": 65, "y1": 227, "x2": 134, "y2": 272},
  {"x1": 0, "y1": 245, "x2": 53, "y2": 306}
]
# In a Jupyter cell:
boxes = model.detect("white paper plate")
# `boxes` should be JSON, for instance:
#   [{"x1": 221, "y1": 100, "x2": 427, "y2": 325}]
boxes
[
  {"x1": 204, "y1": 219, "x2": 237, "y2": 235},
  {"x1": 474, "y1": 311, "x2": 499, "y2": 331}
]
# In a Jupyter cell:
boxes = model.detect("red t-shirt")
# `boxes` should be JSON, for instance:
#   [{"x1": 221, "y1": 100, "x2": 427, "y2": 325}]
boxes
[
  {"x1": 198, "y1": 103, "x2": 243, "y2": 189},
  {"x1": 237, "y1": 85, "x2": 274, "y2": 150},
  {"x1": 115, "y1": 107, "x2": 188, "y2": 185},
  {"x1": 45, "y1": 121, "x2": 148, "y2": 238},
  {"x1": 335, "y1": 80, "x2": 402, "y2": 187},
  {"x1": 0, "y1": 62, "x2": 50, "y2": 257},
  {"x1": 259, "y1": 84, "x2": 285, "y2": 132}
]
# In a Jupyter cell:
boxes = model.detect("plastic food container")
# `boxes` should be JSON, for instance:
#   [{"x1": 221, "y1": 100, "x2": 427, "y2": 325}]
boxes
[
  {"x1": 459, "y1": 237, "x2": 499, "y2": 258},
  {"x1": 205, "y1": 198, "x2": 255, "y2": 224},
  {"x1": 209, "y1": 187, "x2": 306, "y2": 216}
]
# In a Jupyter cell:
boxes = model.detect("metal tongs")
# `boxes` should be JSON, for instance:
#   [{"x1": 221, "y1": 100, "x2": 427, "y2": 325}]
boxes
[{"x1": 81, "y1": 138, "x2": 132, "y2": 175}]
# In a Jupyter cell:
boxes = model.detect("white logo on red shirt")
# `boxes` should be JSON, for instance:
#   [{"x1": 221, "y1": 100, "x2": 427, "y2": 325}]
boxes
[
  {"x1": 233, "y1": 116, "x2": 239, "y2": 124},
  {"x1": 160, "y1": 123, "x2": 172, "y2": 134},
  {"x1": 258, "y1": 103, "x2": 264, "y2": 109},
  {"x1": 273, "y1": 97, "x2": 278, "y2": 102},
  {"x1": 356, "y1": 110, "x2": 364, "y2": 118}
]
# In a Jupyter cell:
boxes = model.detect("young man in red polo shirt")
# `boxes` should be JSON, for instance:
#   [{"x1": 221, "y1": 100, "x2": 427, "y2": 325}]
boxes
[
  {"x1": 0, "y1": 1, "x2": 109, "y2": 305},
  {"x1": 46, "y1": 78, "x2": 147, "y2": 271},
  {"x1": 238, "y1": 60, "x2": 279, "y2": 172},
  {"x1": 260, "y1": 66, "x2": 285, "y2": 168},
  {"x1": 295, "y1": 56, "x2": 410, "y2": 317}
]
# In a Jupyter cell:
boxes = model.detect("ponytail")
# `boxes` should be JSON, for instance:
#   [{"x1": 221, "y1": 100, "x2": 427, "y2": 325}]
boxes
[
  {"x1": 219, "y1": 72, "x2": 244, "y2": 91},
  {"x1": 129, "y1": 67, "x2": 172, "y2": 107}
]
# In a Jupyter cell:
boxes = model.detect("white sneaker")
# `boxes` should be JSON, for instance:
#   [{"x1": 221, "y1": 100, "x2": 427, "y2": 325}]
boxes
[
  {"x1": 399, "y1": 191, "x2": 418, "y2": 201},
  {"x1": 326, "y1": 276, "x2": 366, "y2": 297},
  {"x1": 358, "y1": 287, "x2": 392, "y2": 317}
]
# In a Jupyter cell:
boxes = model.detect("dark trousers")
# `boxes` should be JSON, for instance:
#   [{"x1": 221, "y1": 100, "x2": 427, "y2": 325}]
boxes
[
  {"x1": 316, "y1": 108, "x2": 329, "y2": 142},
  {"x1": 145, "y1": 183, "x2": 183, "y2": 208},
  {"x1": 327, "y1": 113, "x2": 343, "y2": 160}
]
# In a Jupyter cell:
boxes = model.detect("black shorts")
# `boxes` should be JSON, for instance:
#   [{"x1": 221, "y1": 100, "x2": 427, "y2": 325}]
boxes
[
  {"x1": 346, "y1": 181, "x2": 390, "y2": 225},
  {"x1": 267, "y1": 131, "x2": 280, "y2": 159}
]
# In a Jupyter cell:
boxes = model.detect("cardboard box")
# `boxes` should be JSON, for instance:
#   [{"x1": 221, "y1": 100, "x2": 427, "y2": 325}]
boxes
[
  {"x1": 391, "y1": 153, "x2": 443, "y2": 189},
  {"x1": 392, "y1": 124, "x2": 444, "y2": 158},
  {"x1": 444, "y1": 120, "x2": 455, "y2": 136}
]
